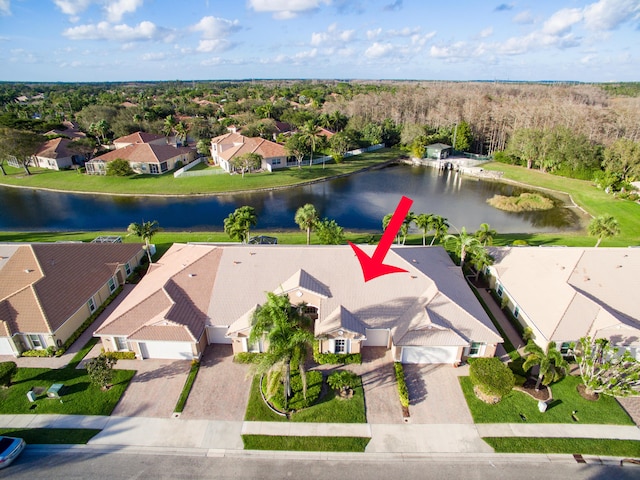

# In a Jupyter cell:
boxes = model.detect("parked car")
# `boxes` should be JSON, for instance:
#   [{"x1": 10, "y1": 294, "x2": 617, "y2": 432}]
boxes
[{"x1": 0, "y1": 436, "x2": 26, "y2": 469}]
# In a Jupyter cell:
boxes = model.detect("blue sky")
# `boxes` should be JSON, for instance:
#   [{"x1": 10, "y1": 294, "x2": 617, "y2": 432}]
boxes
[{"x1": 1, "y1": 0, "x2": 638, "y2": 82}]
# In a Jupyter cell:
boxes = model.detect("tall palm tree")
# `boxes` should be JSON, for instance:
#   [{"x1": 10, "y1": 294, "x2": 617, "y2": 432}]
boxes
[
  {"x1": 224, "y1": 206, "x2": 257, "y2": 243},
  {"x1": 294, "y1": 204, "x2": 319, "y2": 245},
  {"x1": 300, "y1": 120, "x2": 322, "y2": 168},
  {"x1": 413, "y1": 213, "x2": 435, "y2": 246},
  {"x1": 444, "y1": 227, "x2": 482, "y2": 268},
  {"x1": 469, "y1": 247, "x2": 494, "y2": 281},
  {"x1": 250, "y1": 292, "x2": 315, "y2": 411},
  {"x1": 174, "y1": 121, "x2": 189, "y2": 146},
  {"x1": 163, "y1": 115, "x2": 177, "y2": 138},
  {"x1": 127, "y1": 220, "x2": 160, "y2": 263},
  {"x1": 475, "y1": 223, "x2": 497, "y2": 246},
  {"x1": 588, "y1": 215, "x2": 620, "y2": 247},
  {"x1": 383, "y1": 212, "x2": 415, "y2": 245},
  {"x1": 429, "y1": 215, "x2": 449, "y2": 246},
  {"x1": 523, "y1": 340, "x2": 569, "y2": 390}
]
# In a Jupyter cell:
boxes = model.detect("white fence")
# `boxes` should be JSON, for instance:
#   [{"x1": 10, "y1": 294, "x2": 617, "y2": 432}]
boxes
[{"x1": 174, "y1": 157, "x2": 206, "y2": 178}]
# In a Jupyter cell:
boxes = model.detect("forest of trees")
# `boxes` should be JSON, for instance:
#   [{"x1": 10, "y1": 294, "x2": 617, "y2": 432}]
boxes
[{"x1": 0, "y1": 80, "x2": 639, "y2": 191}]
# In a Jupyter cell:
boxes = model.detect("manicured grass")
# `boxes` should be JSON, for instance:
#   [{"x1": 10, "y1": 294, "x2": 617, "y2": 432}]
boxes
[
  {"x1": 242, "y1": 435, "x2": 370, "y2": 452},
  {"x1": 484, "y1": 437, "x2": 640, "y2": 457},
  {"x1": 0, "y1": 428, "x2": 101, "y2": 444},
  {"x1": 460, "y1": 375, "x2": 634, "y2": 425},
  {"x1": 0, "y1": 367, "x2": 135, "y2": 415},
  {"x1": 244, "y1": 375, "x2": 367, "y2": 423},
  {"x1": 483, "y1": 162, "x2": 640, "y2": 245},
  {"x1": 66, "y1": 337, "x2": 99, "y2": 370},
  {"x1": 0, "y1": 148, "x2": 401, "y2": 195},
  {"x1": 174, "y1": 361, "x2": 200, "y2": 413}
]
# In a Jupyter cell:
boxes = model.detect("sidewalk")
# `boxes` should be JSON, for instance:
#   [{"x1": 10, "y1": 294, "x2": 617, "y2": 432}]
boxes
[{"x1": 1, "y1": 414, "x2": 639, "y2": 455}]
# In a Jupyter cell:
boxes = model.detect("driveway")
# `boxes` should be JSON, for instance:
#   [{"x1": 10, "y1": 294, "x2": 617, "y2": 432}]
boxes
[
  {"x1": 403, "y1": 363, "x2": 473, "y2": 424},
  {"x1": 180, "y1": 345, "x2": 252, "y2": 421},
  {"x1": 110, "y1": 359, "x2": 191, "y2": 418}
]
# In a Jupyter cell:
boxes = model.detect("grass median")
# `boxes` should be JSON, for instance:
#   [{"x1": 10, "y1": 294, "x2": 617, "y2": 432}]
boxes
[
  {"x1": 0, "y1": 428, "x2": 101, "y2": 444},
  {"x1": 484, "y1": 437, "x2": 640, "y2": 457},
  {"x1": 242, "y1": 435, "x2": 370, "y2": 452}
]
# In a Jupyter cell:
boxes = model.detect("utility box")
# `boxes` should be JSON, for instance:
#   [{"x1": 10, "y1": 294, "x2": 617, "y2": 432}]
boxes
[{"x1": 27, "y1": 391, "x2": 36, "y2": 402}]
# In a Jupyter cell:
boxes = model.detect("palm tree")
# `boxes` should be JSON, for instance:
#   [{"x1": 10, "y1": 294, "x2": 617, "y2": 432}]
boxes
[
  {"x1": 413, "y1": 213, "x2": 435, "y2": 246},
  {"x1": 300, "y1": 120, "x2": 322, "y2": 168},
  {"x1": 444, "y1": 227, "x2": 482, "y2": 268},
  {"x1": 383, "y1": 212, "x2": 415, "y2": 245},
  {"x1": 469, "y1": 247, "x2": 494, "y2": 281},
  {"x1": 127, "y1": 220, "x2": 160, "y2": 264},
  {"x1": 250, "y1": 292, "x2": 315, "y2": 411},
  {"x1": 163, "y1": 115, "x2": 177, "y2": 138},
  {"x1": 588, "y1": 215, "x2": 620, "y2": 247},
  {"x1": 429, "y1": 215, "x2": 449, "y2": 246},
  {"x1": 523, "y1": 340, "x2": 569, "y2": 390},
  {"x1": 224, "y1": 206, "x2": 257, "y2": 243},
  {"x1": 174, "y1": 121, "x2": 189, "y2": 146},
  {"x1": 475, "y1": 223, "x2": 497, "y2": 246},
  {"x1": 294, "y1": 204, "x2": 319, "y2": 245}
]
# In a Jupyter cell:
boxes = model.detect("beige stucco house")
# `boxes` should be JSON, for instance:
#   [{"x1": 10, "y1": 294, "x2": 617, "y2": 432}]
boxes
[
  {"x1": 210, "y1": 132, "x2": 289, "y2": 173},
  {"x1": 486, "y1": 246, "x2": 640, "y2": 358},
  {"x1": 96, "y1": 243, "x2": 502, "y2": 363},
  {"x1": 85, "y1": 143, "x2": 195, "y2": 175},
  {"x1": 29, "y1": 137, "x2": 81, "y2": 171},
  {"x1": 0, "y1": 242, "x2": 145, "y2": 357},
  {"x1": 113, "y1": 131, "x2": 167, "y2": 149}
]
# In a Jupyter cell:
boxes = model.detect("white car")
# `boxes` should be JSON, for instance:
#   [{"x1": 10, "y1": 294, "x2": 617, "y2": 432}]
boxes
[{"x1": 0, "y1": 436, "x2": 26, "y2": 469}]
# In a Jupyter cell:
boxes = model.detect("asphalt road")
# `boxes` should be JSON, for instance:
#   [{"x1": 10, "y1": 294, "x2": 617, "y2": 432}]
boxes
[{"x1": 5, "y1": 447, "x2": 640, "y2": 480}]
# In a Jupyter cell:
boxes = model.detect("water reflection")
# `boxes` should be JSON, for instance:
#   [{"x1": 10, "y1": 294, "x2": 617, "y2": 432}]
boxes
[{"x1": 0, "y1": 164, "x2": 583, "y2": 233}]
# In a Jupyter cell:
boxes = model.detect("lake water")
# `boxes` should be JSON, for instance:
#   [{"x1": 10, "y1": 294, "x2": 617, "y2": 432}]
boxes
[{"x1": 0, "y1": 164, "x2": 582, "y2": 234}]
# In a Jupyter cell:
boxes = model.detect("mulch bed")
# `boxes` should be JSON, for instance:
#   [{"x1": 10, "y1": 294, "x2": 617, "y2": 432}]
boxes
[
  {"x1": 514, "y1": 378, "x2": 551, "y2": 401},
  {"x1": 576, "y1": 383, "x2": 599, "y2": 401}
]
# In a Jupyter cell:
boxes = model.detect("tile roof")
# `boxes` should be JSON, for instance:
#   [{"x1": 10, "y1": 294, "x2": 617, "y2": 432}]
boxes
[
  {"x1": 488, "y1": 246, "x2": 640, "y2": 344},
  {"x1": 211, "y1": 133, "x2": 286, "y2": 162},
  {"x1": 0, "y1": 243, "x2": 144, "y2": 336},
  {"x1": 94, "y1": 143, "x2": 192, "y2": 164},
  {"x1": 34, "y1": 137, "x2": 75, "y2": 159},
  {"x1": 114, "y1": 131, "x2": 166, "y2": 145}
]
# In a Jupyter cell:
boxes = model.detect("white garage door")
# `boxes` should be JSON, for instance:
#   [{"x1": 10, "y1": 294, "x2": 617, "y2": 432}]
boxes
[
  {"x1": 0, "y1": 337, "x2": 15, "y2": 355},
  {"x1": 207, "y1": 326, "x2": 232, "y2": 344},
  {"x1": 138, "y1": 341, "x2": 193, "y2": 360},
  {"x1": 363, "y1": 329, "x2": 389, "y2": 347},
  {"x1": 401, "y1": 346, "x2": 458, "y2": 364}
]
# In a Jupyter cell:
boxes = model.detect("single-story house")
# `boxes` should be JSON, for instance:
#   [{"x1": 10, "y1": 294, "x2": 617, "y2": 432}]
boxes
[
  {"x1": 210, "y1": 132, "x2": 289, "y2": 173},
  {"x1": 96, "y1": 243, "x2": 502, "y2": 363},
  {"x1": 113, "y1": 131, "x2": 168, "y2": 149},
  {"x1": 29, "y1": 138, "x2": 84, "y2": 170},
  {"x1": 0, "y1": 242, "x2": 145, "y2": 357},
  {"x1": 85, "y1": 143, "x2": 195, "y2": 175},
  {"x1": 426, "y1": 143, "x2": 453, "y2": 160},
  {"x1": 486, "y1": 246, "x2": 640, "y2": 358}
]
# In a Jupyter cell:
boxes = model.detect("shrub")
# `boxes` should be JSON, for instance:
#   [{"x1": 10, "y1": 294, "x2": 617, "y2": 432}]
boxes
[
  {"x1": 0, "y1": 361, "x2": 17, "y2": 387},
  {"x1": 106, "y1": 158, "x2": 134, "y2": 176},
  {"x1": 86, "y1": 354, "x2": 118, "y2": 390},
  {"x1": 512, "y1": 239, "x2": 528, "y2": 246},
  {"x1": 469, "y1": 357, "x2": 515, "y2": 399},
  {"x1": 234, "y1": 352, "x2": 262, "y2": 364},
  {"x1": 102, "y1": 350, "x2": 136, "y2": 360},
  {"x1": 21, "y1": 347, "x2": 56, "y2": 357},
  {"x1": 327, "y1": 370, "x2": 359, "y2": 392},
  {"x1": 394, "y1": 362, "x2": 410, "y2": 408},
  {"x1": 313, "y1": 342, "x2": 361, "y2": 364},
  {"x1": 268, "y1": 370, "x2": 323, "y2": 412}
]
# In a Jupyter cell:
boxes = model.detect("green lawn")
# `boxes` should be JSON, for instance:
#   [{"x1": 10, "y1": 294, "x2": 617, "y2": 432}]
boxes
[
  {"x1": 483, "y1": 162, "x2": 640, "y2": 245},
  {"x1": 484, "y1": 437, "x2": 640, "y2": 457},
  {"x1": 244, "y1": 375, "x2": 367, "y2": 423},
  {"x1": 0, "y1": 428, "x2": 101, "y2": 444},
  {"x1": 174, "y1": 361, "x2": 200, "y2": 413},
  {"x1": 460, "y1": 375, "x2": 634, "y2": 425},
  {"x1": 0, "y1": 148, "x2": 401, "y2": 195},
  {"x1": 242, "y1": 435, "x2": 370, "y2": 452},
  {"x1": 0, "y1": 367, "x2": 135, "y2": 415}
]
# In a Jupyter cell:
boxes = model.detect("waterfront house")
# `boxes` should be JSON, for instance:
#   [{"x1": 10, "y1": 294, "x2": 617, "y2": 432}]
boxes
[
  {"x1": 210, "y1": 132, "x2": 289, "y2": 173},
  {"x1": 85, "y1": 143, "x2": 195, "y2": 175}
]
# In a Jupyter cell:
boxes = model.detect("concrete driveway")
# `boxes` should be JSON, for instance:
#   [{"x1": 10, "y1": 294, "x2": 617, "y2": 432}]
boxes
[
  {"x1": 110, "y1": 359, "x2": 191, "y2": 418},
  {"x1": 180, "y1": 345, "x2": 252, "y2": 421},
  {"x1": 403, "y1": 363, "x2": 473, "y2": 424}
]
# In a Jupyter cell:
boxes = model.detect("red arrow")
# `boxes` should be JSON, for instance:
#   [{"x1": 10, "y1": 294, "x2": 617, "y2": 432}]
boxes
[{"x1": 349, "y1": 195, "x2": 414, "y2": 282}]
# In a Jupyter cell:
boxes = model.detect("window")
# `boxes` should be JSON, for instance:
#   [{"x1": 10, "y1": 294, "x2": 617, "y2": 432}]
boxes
[
  {"x1": 560, "y1": 342, "x2": 571, "y2": 355},
  {"x1": 149, "y1": 164, "x2": 159, "y2": 174},
  {"x1": 88, "y1": 297, "x2": 96, "y2": 313},
  {"x1": 29, "y1": 334, "x2": 44, "y2": 349},
  {"x1": 335, "y1": 339, "x2": 347, "y2": 354},
  {"x1": 114, "y1": 337, "x2": 127, "y2": 351},
  {"x1": 497, "y1": 285, "x2": 503, "y2": 297},
  {"x1": 514, "y1": 306, "x2": 520, "y2": 318},
  {"x1": 160, "y1": 162, "x2": 168, "y2": 172},
  {"x1": 272, "y1": 158, "x2": 281, "y2": 165},
  {"x1": 108, "y1": 277, "x2": 117, "y2": 293},
  {"x1": 125, "y1": 262, "x2": 132, "y2": 276},
  {"x1": 469, "y1": 342, "x2": 484, "y2": 356}
]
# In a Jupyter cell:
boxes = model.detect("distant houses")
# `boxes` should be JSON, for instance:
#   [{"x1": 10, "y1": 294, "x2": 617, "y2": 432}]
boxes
[{"x1": 210, "y1": 131, "x2": 289, "y2": 173}]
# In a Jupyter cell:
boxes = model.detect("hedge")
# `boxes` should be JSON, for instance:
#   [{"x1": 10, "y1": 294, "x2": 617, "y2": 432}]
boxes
[
  {"x1": 394, "y1": 362, "x2": 410, "y2": 408},
  {"x1": 234, "y1": 352, "x2": 262, "y2": 364},
  {"x1": 174, "y1": 360, "x2": 200, "y2": 413},
  {"x1": 469, "y1": 357, "x2": 515, "y2": 398},
  {"x1": 313, "y1": 342, "x2": 361, "y2": 365},
  {"x1": 103, "y1": 350, "x2": 136, "y2": 360}
]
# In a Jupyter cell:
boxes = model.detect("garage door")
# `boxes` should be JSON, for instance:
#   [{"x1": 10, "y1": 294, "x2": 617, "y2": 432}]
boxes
[
  {"x1": 0, "y1": 337, "x2": 15, "y2": 356},
  {"x1": 401, "y1": 346, "x2": 458, "y2": 364},
  {"x1": 363, "y1": 329, "x2": 389, "y2": 347},
  {"x1": 207, "y1": 326, "x2": 232, "y2": 344},
  {"x1": 138, "y1": 341, "x2": 193, "y2": 360}
]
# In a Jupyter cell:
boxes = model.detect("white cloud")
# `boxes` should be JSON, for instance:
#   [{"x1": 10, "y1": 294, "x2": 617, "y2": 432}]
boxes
[
  {"x1": 0, "y1": 0, "x2": 11, "y2": 16},
  {"x1": 513, "y1": 10, "x2": 533, "y2": 24},
  {"x1": 196, "y1": 39, "x2": 234, "y2": 53},
  {"x1": 366, "y1": 28, "x2": 382, "y2": 40},
  {"x1": 63, "y1": 20, "x2": 166, "y2": 42},
  {"x1": 364, "y1": 42, "x2": 394, "y2": 58},
  {"x1": 583, "y1": 0, "x2": 640, "y2": 31},
  {"x1": 53, "y1": 0, "x2": 93, "y2": 17},
  {"x1": 479, "y1": 27, "x2": 493, "y2": 38},
  {"x1": 104, "y1": 0, "x2": 144, "y2": 23},
  {"x1": 191, "y1": 16, "x2": 240, "y2": 38},
  {"x1": 387, "y1": 26, "x2": 421, "y2": 37},
  {"x1": 542, "y1": 8, "x2": 583, "y2": 35},
  {"x1": 410, "y1": 31, "x2": 436, "y2": 47},
  {"x1": 248, "y1": 0, "x2": 331, "y2": 19},
  {"x1": 310, "y1": 23, "x2": 354, "y2": 46},
  {"x1": 141, "y1": 52, "x2": 166, "y2": 61}
]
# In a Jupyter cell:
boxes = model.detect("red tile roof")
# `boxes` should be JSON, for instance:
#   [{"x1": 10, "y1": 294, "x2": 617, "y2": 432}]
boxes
[
  {"x1": 94, "y1": 143, "x2": 193, "y2": 164},
  {"x1": 114, "y1": 131, "x2": 165, "y2": 145}
]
